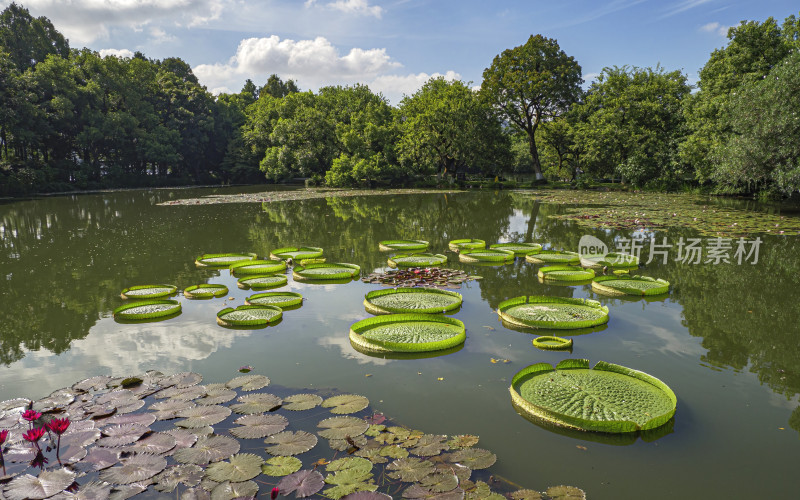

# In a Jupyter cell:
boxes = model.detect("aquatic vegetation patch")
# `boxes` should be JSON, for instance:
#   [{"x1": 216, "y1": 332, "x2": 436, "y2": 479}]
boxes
[
  {"x1": 237, "y1": 274, "x2": 288, "y2": 290},
  {"x1": 360, "y1": 267, "x2": 478, "y2": 288},
  {"x1": 379, "y1": 239, "x2": 430, "y2": 251},
  {"x1": 349, "y1": 314, "x2": 466, "y2": 353},
  {"x1": 510, "y1": 359, "x2": 677, "y2": 433},
  {"x1": 293, "y1": 263, "x2": 361, "y2": 280},
  {"x1": 216, "y1": 305, "x2": 283, "y2": 327},
  {"x1": 246, "y1": 291, "x2": 303, "y2": 309},
  {"x1": 498, "y1": 296, "x2": 609, "y2": 330},
  {"x1": 448, "y1": 238, "x2": 486, "y2": 251},
  {"x1": 184, "y1": 284, "x2": 228, "y2": 299},
  {"x1": 270, "y1": 246, "x2": 324, "y2": 260},
  {"x1": 159, "y1": 188, "x2": 461, "y2": 206},
  {"x1": 387, "y1": 253, "x2": 447, "y2": 268},
  {"x1": 458, "y1": 248, "x2": 515, "y2": 263},
  {"x1": 120, "y1": 284, "x2": 177, "y2": 299},
  {"x1": 229, "y1": 259, "x2": 287, "y2": 275},
  {"x1": 532, "y1": 336, "x2": 574, "y2": 351},
  {"x1": 537, "y1": 265, "x2": 595, "y2": 282},
  {"x1": 113, "y1": 299, "x2": 182, "y2": 321},
  {"x1": 195, "y1": 253, "x2": 257, "y2": 267},
  {"x1": 592, "y1": 275, "x2": 670, "y2": 297},
  {"x1": 364, "y1": 288, "x2": 462, "y2": 315},
  {"x1": 525, "y1": 250, "x2": 580, "y2": 265},
  {"x1": 489, "y1": 242, "x2": 543, "y2": 255}
]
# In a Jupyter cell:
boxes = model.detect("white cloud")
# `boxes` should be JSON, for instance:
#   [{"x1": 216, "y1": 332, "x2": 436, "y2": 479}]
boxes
[
  {"x1": 370, "y1": 70, "x2": 461, "y2": 103},
  {"x1": 98, "y1": 48, "x2": 135, "y2": 59},
  {"x1": 149, "y1": 27, "x2": 177, "y2": 44},
  {"x1": 306, "y1": 0, "x2": 383, "y2": 18},
  {"x1": 700, "y1": 22, "x2": 729, "y2": 37}
]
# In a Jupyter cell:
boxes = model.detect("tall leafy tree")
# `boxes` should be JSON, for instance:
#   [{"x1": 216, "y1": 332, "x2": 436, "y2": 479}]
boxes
[
  {"x1": 0, "y1": 2, "x2": 69, "y2": 71},
  {"x1": 481, "y1": 35, "x2": 582, "y2": 180},
  {"x1": 260, "y1": 74, "x2": 299, "y2": 99}
]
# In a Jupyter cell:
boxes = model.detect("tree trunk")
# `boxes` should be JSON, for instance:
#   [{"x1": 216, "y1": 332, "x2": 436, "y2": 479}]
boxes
[{"x1": 527, "y1": 132, "x2": 544, "y2": 180}]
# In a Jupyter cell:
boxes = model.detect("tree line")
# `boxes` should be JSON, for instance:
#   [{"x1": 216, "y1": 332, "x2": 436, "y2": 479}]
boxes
[{"x1": 1, "y1": 2, "x2": 799, "y2": 199}]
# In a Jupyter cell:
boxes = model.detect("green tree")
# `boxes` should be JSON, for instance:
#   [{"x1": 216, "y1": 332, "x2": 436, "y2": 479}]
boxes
[
  {"x1": 0, "y1": 2, "x2": 69, "y2": 71},
  {"x1": 259, "y1": 74, "x2": 299, "y2": 99},
  {"x1": 481, "y1": 35, "x2": 582, "y2": 180}
]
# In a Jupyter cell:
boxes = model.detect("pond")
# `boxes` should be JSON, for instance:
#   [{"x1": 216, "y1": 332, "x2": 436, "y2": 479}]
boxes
[{"x1": 1, "y1": 186, "x2": 798, "y2": 499}]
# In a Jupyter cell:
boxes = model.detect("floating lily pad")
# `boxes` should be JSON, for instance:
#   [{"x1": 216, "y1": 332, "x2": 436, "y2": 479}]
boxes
[
  {"x1": 113, "y1": 299, "x2": 181, "y2": 321},
  {"x1": 509, "y1": 359, "x2": 677, "y2": 433},
  {"x1": 99, "y1": 453, "x2": 167, "y2": 484},
  {"x1": 246, "y1": 291, "x2": 303, "y2": 308},
  {"x1": 120, "y1": 284, "x2": 177, "y2": 299},
  {"x1": 150, "y1": 399, "x2": 196, "y2": 420},
  {"x1": 446, "y1": 448, "x2": 497, "y2": 470},
  {"x1": 184, "y1": 284, "x2": 229, "y2": 299},
  {"x1": 379, "y1": 240, "x2": 430, "y2": 251},
  {"x1": 327, "y1": 457, "x2": 374, "y2": 475},
  {"x1": 321, "y1": 394, "x2": 370, "y2": 415},
  {"x1": 230, "y1": 393, "x2": 282, "y2": 414},
  {"x1": 497, "y1": 296, "x2": 609, "y2": 330},
  {"x1": 349, "y1": 314, "x2": 466, "y2": 353},
  {"x1": 537, "y1": 265, "x2": 595, "y2": 282},
  {"x1": 4, "y1": 469, "x2": 76, "y2": 500},
  {"x1": 277, "y1": 470, "x2": 325, "y2": 498},
  {"x1": 196, "y1": 387, "x2": 237, "y2": 406},
  {"x1": 230, "y1": 413, "x2": 288, "y2": 439},
  {"x1": 447, "y1": 434, "x2": 479, "y2": 449},
  {"x1": 97, "y1": 423, "x2": 149, "y2": 447},
  {"x1": 458, "y1": 249, "x2": 515, "y2": 263},
  {"x1": 410, "y1": 434, "x2": 449, "y2": 456},
  {"x1": 162, "y1": 371, "x2": 203, "y2": 388},
  {"x1": 195, "y1": 253, "x2": 257, "y2": 267},
  {"x1": 388, "y1": 253, "x2": 447, "y2": 268},
  {"x1": 176, "y1": 405, "x2": 232, "y2": 428},
  {"x1": 153, "y1": 464, "x2": 204, "y2": 492},
  {"x1": 211, "y1": 480, "x2": 259, "y2": 500},
  {"x1": 237, "y1": 274, "x2": 288, "y2": 290},
  {"x1": 229, "y1": 259, "x2": 287, "y2": 275},
  {"x1": 293, "y1": 263, "x2": 361, "y2": 280},
  {"x1": 283, "y1": 393, "x2": 323, "y2": 411},
  {"x1": 226, "y1": 374, "x2": 270, "y2": 391},
  {"x1": 532, "y1": 336, "x2": 573, "y2": 351},
  {"x1": 545, "y1": 486, "x2": 586, "y2": 500},
  {"x1": 123, "y1": 431, "x2": 177, "y2": 455},
  {"x1": 525, "y1": 250, "x2": 580, "y2": 265},
  {"x1": 419, "y1": 472, "x2": 458, "y2": 493},
  {"x1": 216, "y1": 305, "x2": 282, "y2": 327},
  {"x1": 205, "y1": 453, "x2": 264, "y2": 482},
  {"x1": 264, "y1": 431, "x2": 318, "y2": 456},
  {"x1": 262, "y1": 456, "x2": 303, "y2": 476},
  {"x1": 341, "y1": 492, "x2": 392, "y2": 500},
  {"x1": 364, "y1": 288, "x2": 462, "y2": 315},
  {"x1": 173, "y1": 435, "x2": 240, "y2": 465},
  {"x1": 592, "y1": 276, "x2": 670, "y2": 297},
  {"x1": 270, "y1": 246, "x2": 324, "y2": 260},
  {"x1": 102, "y1": 412, "x2": 156, "y2": 427},
  {"x1": 489, "y1": 242, "x2": 542, "y2": 255},
  {"x1": 448, "y1": 239, "x2": 486, "y2": 251},
  {"x1": 318, "y1": 416, "x2": 370, "y2": 439}
]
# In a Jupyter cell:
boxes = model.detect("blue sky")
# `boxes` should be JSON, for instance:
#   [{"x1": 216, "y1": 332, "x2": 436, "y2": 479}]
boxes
[{"x1": 4, "y1": 1, "x2": 799, "y2": 103}]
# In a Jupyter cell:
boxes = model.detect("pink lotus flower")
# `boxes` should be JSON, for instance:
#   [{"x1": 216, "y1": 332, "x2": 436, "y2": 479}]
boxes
[
  {"x1": 21, "y1": 409, "x2": 41, "y2": 422},
  {"x1": 47, "y1": 418, "x2": 70, "y2": 435},
  {"x1": 23, "y1": 427, "x2": 46, "y2": 447},
  {"x1": 0, "y1": 429, "x2": 8, "y2": 445},
  {"x1": 271, "y1": 487, "x2": 280, "y2": 500}
]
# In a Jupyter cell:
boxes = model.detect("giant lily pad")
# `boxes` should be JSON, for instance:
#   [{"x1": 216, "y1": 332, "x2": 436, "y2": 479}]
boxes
[
  {"x1": 237, "y1": 274, "x2": 288, "y2": 290},
  {"x1": 364, "y1": 288, "x2": 462, "y2": 315},
  {"x1": 184, "y1": 284, "x2": 229, "y2": 299},
  {"x1": 120, "y1": 284, "x2": 177, "y2": 299},
  {"x1": 497, "y1": 296, "x2": 609, "y2": 330},
  {"x1": 448, "y1": 239, "x2": 485, "y2": 251},
  {"x1": 216, "y1": 305, "x2": 282, "y2": 327},
  {"x1": 592, "y1": 276, "x2": 670, "y2": 297},
  {"x1": 379, "y1": 240, "x2": 429, "y2": 252},
  {"x1": 246, "y1": 291, "x2": 303, "y2": 308},
  {"x1": 264, "y1": 431, "x2": 318, "y2": 456},
  {"x1": 293, "y1": 263, "x2": 361, "y2": 280},
  {"x1": 525, "y1": 250, "x2": 580, "y2": 265},
  {"x1": 509, "y1": 359, "x2": 677, "y2": 433},
  {"x1": 458, "y1": 249, "x2": 514, "y2": 264},
  {"x1": 195, "y1": 253, "x2": 257, "y2": 267},
  {"x1": 532, "y1": 336, "x2": 573, "y2": 351},
  {"x1": 537, "y1": 265, "x2": 595, "y2": 282},
  {"x1": 270, "y1": 246, "x2": 324, "y2": 260},
  {"x1": 388, "y1": 253, "x2": 447, "y2": 268},
  {"x1": 489, "y1": 242, "x2": 542, "y2": 255},
  {"x1": 349, "y1": 314, "x2": 466, "y2": 353},
  {"x1": 113, "y1": 299, "x2": 181, "y2": 321},
  {"x1": 229, "y1": 259, "x2": 287, "y2": 275}
]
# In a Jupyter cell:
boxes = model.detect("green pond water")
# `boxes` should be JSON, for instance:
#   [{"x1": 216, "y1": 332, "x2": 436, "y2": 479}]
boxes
[{"x1": 1, "y1": 186, "x2": 799, "y2": 499}]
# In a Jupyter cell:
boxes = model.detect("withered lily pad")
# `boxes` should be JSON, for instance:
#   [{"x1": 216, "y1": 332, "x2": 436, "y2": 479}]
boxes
[
  {"x1": 283, "y1": 393, "x2": 323, "y2": 411},
  {"x1": 262, "y1": 456, "x2": 303, "y2": 476},
  {"x1": 176, "y1": 405, "x2": 231, "y2": 428},
  {"x1": 173, "y1": 435, "x2": 240, "y2": 465},
  {"x1": 264, "y1": 431, "x2": 318, "y2": 456},
  {"x1": 317, "y1": 416, "x2": 370, "y2": 440},
  {"x1": 230, "y1": 393, "x2": 282, "y2": 414},
  {"x1": 321, "y1": 394, "x2": 369, "y2": 415},
  {"x1": 99, "y1": 453, "x2": 167, "y2": 484},
  {"x1": 230, "y1": 413, "x2": 288, "y2": 439},
  {"x1": 153, "y1": 464, "x2": 204, "y2": 492},
  {"x1": 205, "y1": 453, "x2": 264, "y2": 482},
  {"x1": 277, "y1": 469, "x2": 325, "y2": 498},
  {"x1": 4, "y1": 469, "x2": 76, "y2": 500},
  {"x1": 447, "y1": 435, "x2": 479, "y2": 449}
]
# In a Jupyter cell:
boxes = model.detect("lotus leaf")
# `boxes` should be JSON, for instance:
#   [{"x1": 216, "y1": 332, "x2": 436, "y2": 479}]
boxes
[
  {"x1": 229, "y1": 259, "x2": 287, "y2": 275},
  {"x1": 350, "y1": 315, "x2": 466, "y2": 353},
  {"x1": 150, "y1": 399, "x2": 196, "y2": 420},
  {"x1": 532, "y1": 336, "x2": 573, "y2": 351},
  {"x1": 210, "y1": 480, "x2": 259, "y2": 500},
  {"x1": 544, "y1": 486, "x2": 586, "y2": 500},
  {"x1": 112, "y1": 299, "x2": 181, "y2": 320},
  {"x1": 379, "y1": 240, "x2": 430, "y2": 251},
  {"x1": 447, "y1": 448, "x2": 496, "y2": 470},
  {"x1": 196, "y1": 387, "x2": 237, "y2": 405},
  {"x1": 230, "y1": 413, "x2": 288, "y2": 439},
  {"x1": 293, "y1": 263, "x2": 361, "y2": 280},
  {"x1": 380, "y1": 445, "x2": 409, "y2": 458},
  {"x1": 327, "y1": 457, "x2": 374, "y2": 475},
  {"x1": 99, "y1": 453, "x2": 167, "y2": 484},
  {"x1": 184, "y1": 284, "x2": 229, "y2": 299},
  {"x1": 592, "y1": 275, "x2": 670, "y2": 296},
  {"x1": 498, "y1": 296, "x2": 609, "y2": 330},
  {"x1": 246, "y1": 291, "x2": 303, "y2": 308},
  {"x1": 4, "y1": 469, "x2": 76, "y2": 500},
  {"x1": 120, "y1": 284, "x2": 177, "y2": 299},
  {"x1": 230, "y1": 393, "x2": 282, "y2": 414},
  {"x1": 386, "y1": 457, "x2": 435, "y2": 482},
  {"x1": 204, "y1": 453, "x2": 264, "y2": 482},
  {"x1": 237, "y1": 274, "x2": 288, "y2": 290},
  {"x1": 489, "y1": 242, "x2": 542, "y2": 255},
  {"x1": 420, "y1": 472, "x2": 459, "y2": 493},
  {"x1": 262, "y1": 456, "x2": 303, "y2": 476},
  {"x1": 264, "y1": 430, "x2": 318, "y2": 456},
  {"x1": 364, "y1": 288, "x2": 462, "y2": 315},
  {"x1": 271, "y1": 246, "x2": 324, "y2": 260},
  {"x1": 410, "y1": 434, "x2": 449, "y2": 456},
  {"x1": 447, "y1": 435, "x2": 479, "y2": 449},
  {"x1": 173, "y1": 435, "x2": 240, "y2": 465},
  {"x1": 97, "y1": 423, "x2": 149, "y2": 447},
  {"x1": 277, "y1": 470, "x2": 325, "y2": 498},
  {"x1": 195, "y1": 253, "x2": 257, "y2": 267},
  {"x1": 153, "y1": 464, "x2": 204, "y2": 492},
  {"x1": 176, "y1": 405, "x2": 231, "y2": 428},
  {"x1": 458, "y1": 249, "x2": 514, "y2": 263},
  {"x1": 509, "y1": 359, "x2": 677, "y2": 433},
  {"x1": 537, "y1": 265, "x2": 595, "y2": 281},
  {"x1": 525, "y1": 250, "x2": 580, "y2": 265},
  {"x1": 321, "y1": 394, "x2": 370, "y2": 414},
  {"x1": 283, "y1": 393, "x2": 323, "y2": 411},
  {"x1": 318, "y1": 416, "x2": 370, "y2": 439},
  {"x1": 448, "y1": 239, "x2": 486, "y2": 251},
  {"x1": 226, "y1": 374, "x2": 270, "y2": 391},
  {"x1": 388, "y1": 253, "x2": 447, "y2": 268},
  {"x1": 216, "y1": 305, "x2": 282, "y2": 327},
  {"x1": 123, "y1": 431, "x2": 177, "y2": 455}
]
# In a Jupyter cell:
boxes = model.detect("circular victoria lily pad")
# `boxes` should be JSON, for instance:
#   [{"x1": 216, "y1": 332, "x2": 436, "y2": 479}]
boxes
[
  {"x1": 321, "y1": 395, "x2": 370, "y2": 415},
  {"x1": 246, "y1": 291, "x2": 303, "y2": 308},
  {"x1": 525, "y1": 250, "x2": 581, "y2": 265},
  {"x1": 497, "y1": 296, "x2": 609, "y2": 330},
  {"x1": 262, "y1": 456, "x2": 303, "y2": 476},
  {"x1": 293, "y1": 263, "x2": 361, "y2": 280},
  {"x1": 458, "y1": 248, "x2": 515, "y2": 263},
  {"x1": 349, "y1": 314, "x2": 466, "y2": 353},
  {"x1": 195, "y1": 252, "x2": 257, "y2": 267},
  {"x1": 184, "y1": 284, "x2": 229, "y2": 299},
  {"x1": 580, "y1": 252, "x2": 640, "y2": 269},
  {"x1": 217, "y1": 305, "x2": 282, "y2": 327},
  {"x1": 270, "y1": 246, "x2": 324, "y2": 260},
  {"x1": 120, "y1": 284, "x2": 177, "y2": 299},
  {"x1": 509, "y1": 359, "x2": 678, "y2": 433},
  {"x1": 448, "y1": 238, "x2": 486, "y2": 251},
  {"x1": 592, "y1": 275, "x2": 670, "y2": 297},
  {"x1": 387, "y1": 253, "x2": 447, "y2": 268},
  {"x1": 264, "y1": 430, "x2": 318, "y2": 456},
  {"x1": 237, "y1": 274, "x2": 288, "y2": 290},
  {"x1": 364, "y1": 288, "x2": 462, "y2": 315},
  {"x1": 489, "y1": 242, "x2": 542, "y2": 255},
  {"x1": 379, "y1": 239, "x2": 429, "y2": 251},
  {"x1": 537, "y1": 265, "x2": 595, "y2": 282},
  {"x1": 318, "y1": 416, "x2": 370, "y2": 439},
  {"x1": 532, "y1": 336, "x2": 574, "y2": 351},
  {"x1": 283, "y1": 393, "x2": 323, "y2": 411},
  {"x1": 229, "y1": 259, "x2": 287, "y2": 275},
  {"x1": 230, "y1": 414, "x2": 289, "y2": 439},
  {"x1": 113, "y1": 299, "x2": 181, "y2": 321}
]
